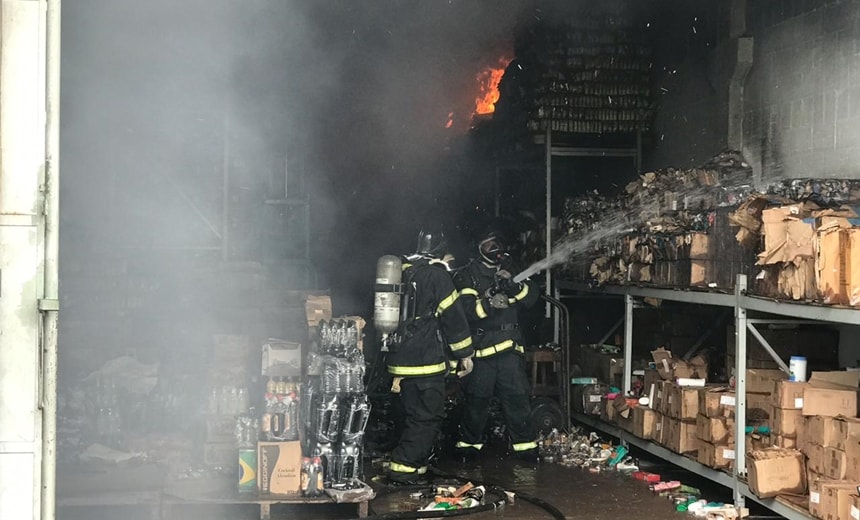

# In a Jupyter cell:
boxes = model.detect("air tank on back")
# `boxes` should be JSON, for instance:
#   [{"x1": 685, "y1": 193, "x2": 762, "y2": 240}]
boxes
[{"x1": 373, "y1": 255, "x2": 402, "y2": 334}]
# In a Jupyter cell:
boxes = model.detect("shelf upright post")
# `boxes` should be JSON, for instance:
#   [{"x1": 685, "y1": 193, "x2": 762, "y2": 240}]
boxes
[
  {"x1": 733, "y1": 274, "x2": 749, "y2": 511},
  {"x1": 624, "y1": 293, "x2": 634, "y2": 394}
]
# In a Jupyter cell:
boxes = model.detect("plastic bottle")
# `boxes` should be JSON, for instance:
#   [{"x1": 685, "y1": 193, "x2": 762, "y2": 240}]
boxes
[{"x1": 300, "y1": 457, "x2": 311, "y2": 495}]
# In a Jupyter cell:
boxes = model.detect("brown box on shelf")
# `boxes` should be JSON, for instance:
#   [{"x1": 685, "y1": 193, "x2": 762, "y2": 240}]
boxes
[
  {"x1": 698, "y1": 386, "x2": 735, "y2": 419},
  {"x1": 697, "y1": 442, "x2": 735, "y2": 470},
  {"x1": 305, "y1": 294, "x2": 332, "y2": 327},
  {"x1": 806, "y1": 443, "x2": 828, "y2": 475},
  {"x1": 665, "y1": 418, "x2": 698, "y2": 454},
  {"x1": 772, "y1": 381, "x2": 807, "y2": 410},
  {"x1": 816, "y1": 226, "x2": 860, "y2": 306},
  {"x1": 746, "y1": 369, "x2": 788, "y2": 394},
  {"x1": 668, "y1": 386, "x2": 699, "y2": 421},
  {"x1": 772, "y1": 408, "x2": 803, "y2": 438},
  {"x1": 696, "y1": 414, "x2": 734, "y2": 445},
  {"x1": 579, "y1": 345, "x2": 625, "y2": 388},
  {"x1": 843, "y1": 433, "x2": 860, "y2": 481},
  {"x1": 808, "y1": 479, "x2": 859, "y2": 520},
  {"x1": 803, "y1": 371, "x2": 860, "y2": 418},
  {"x1": 632, "y1": 406, "x2": 659, "y2": 440},
  {"x1": 258, "y1": 441, "x2": 302, "y2": 496},
  {"x1": 830, "y1": 417, "x2": 860, "y2": 451},
  {"x1": 825, "y1": 446, "x2": 848, "y2": 480},
  {"x1": 651, "y1": 347, "x2": 707, "y2": 381},
  {"x1": 803, "y1": 416, "x2": 836, "y2": 451},
  {"x1": 746, "y1": 448, "x2": 806, "y2": 498}
]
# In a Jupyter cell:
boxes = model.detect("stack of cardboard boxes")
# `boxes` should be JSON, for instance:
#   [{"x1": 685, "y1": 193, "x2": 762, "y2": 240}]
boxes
[{"x1": 696, "y1": 387, "x2": 736, "y2": 470}]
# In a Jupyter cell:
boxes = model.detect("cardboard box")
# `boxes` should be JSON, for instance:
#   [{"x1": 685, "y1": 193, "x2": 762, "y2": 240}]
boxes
[
  {"x1": 758, "y1": 204, "x2": 814, "y2": 265},
  {"x1": 825, "y1": 446, "x2": 848, "y2": 480},
  {"x1": 261, "y1": 340, "x2": 302, "y2": 378},
  {"x1": 579, "y1": 345, "x2": 625, "y2": 387},
  {"x1": 698, "y1": 387, "x2": 736, "y2": 419},
  {"x1": 830, "y1": 417, "x2": 860, "y2": 451},
  {"x1": 843, "y1": 433, "x2": 860, "y2": 481},
  {"x1": 804, "y1": 416, "x2": 836, "y2": 450},
  {"x1": 651, "y1": 347, "x2": 707, "y2": 381},
  {"x1": 806, "y1": 443, "x2": 828, "y2": 475},
  {"x1": 746, "y1": 448, "x2": 806, "y2": 498},
  {"x1": 809, "y1": 479, "x2": 858, "y2": 520},
  {"x1": 654, "y1": 413, "x2": 667, "y2": 445},
  {"x1": 305, "y1": 295, "x2": 332, "y2": 327},
  {"x1": 631, "y1": 406, "x2": 658, "y2": 440},
  {"x1": 772, "y1": 407, "x2": 803, "y2": 438},
  {"x1": 696, "y1": 414, "x2": 734, "y2": 444},
  {"x1": 746, "y1": 369, "x2": 788, "y2": 394},
  {"x1": 772, "y1": 381, "x2": 807, "y2": 409},
  {"x1": 669, "y1": 386, "x2": 699, "y2": 421},
  {"x1": 258, "y1": 441, "x2": 302, "y2": 495},
  {"x1": 666, "y1": 418, "x2": 698, "y2": 454},
  {"x1": 816, "y1": 226, "x2": 860, "y2": 307},
  {"x1": 697, "y1": 442, "x2": 735, "y2": 470},
  {"x1": 802, "y1": 371, "x2": 860, "y2": 418}
]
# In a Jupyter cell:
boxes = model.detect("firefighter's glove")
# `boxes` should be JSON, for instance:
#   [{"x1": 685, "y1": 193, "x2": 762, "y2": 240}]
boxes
[
  {"x1": 496, "y1": 275, "x2": 522, "y2": 299},
  {"x1": 488, "y1": 292, "x2": 509, "y2": 309},
  {"x1": 457, "y1": 356, "x2": 474, "y2": 378}
]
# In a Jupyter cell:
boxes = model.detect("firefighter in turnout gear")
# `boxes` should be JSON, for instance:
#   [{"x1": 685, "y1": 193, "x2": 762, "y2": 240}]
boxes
[
  {"x1": 387, "y1": 229, "x2": 474, "y2": 485},
  {"x1": 454, "y1": 229, "x2": 540, "y2": 462}
]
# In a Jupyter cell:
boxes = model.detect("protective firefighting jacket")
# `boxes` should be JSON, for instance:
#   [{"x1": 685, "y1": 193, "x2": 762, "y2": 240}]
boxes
[
  {"x1": 454, "y1": 259, "x2": 539, "y2": 359},
  {"x1": 386, "y1": 257, "x2": 473, "y2": 378}
]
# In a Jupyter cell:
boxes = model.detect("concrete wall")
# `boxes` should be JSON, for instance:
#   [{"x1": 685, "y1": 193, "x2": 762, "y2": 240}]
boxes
[
  {"x1": 647, "y1": 0, "x2": 860, "y2": 182},
  {"x1": 744, "y1": 0, "x2": 860, "y2": 182}
]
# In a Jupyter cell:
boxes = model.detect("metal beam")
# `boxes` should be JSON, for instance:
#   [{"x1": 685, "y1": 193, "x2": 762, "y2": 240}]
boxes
[
  {"x1": 734, "y1": 274, "x2": 748, "y2": 513},
  {"x1": 746, "y1": 323, "x2": 790, "y2": 373},
  {"x1": 623, "y1": 294, "x2": 634, "y2": 394},
  {"x1": 596, "y1": 316, "x2": 624, "y2": 347}
]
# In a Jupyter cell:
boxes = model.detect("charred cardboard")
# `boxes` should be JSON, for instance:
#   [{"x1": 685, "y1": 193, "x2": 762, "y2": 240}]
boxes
[
  {"x1": 651, "y1": 347, "x2": 707, "y2": 381},
  {"x1": 632, "y1": 405, "x2": 659, "y2": 440},
  {"x1": 771, "y1": 407, "x2": 802, "y2": 438},
  {"x1": 696, "y1": 414, "x2": 734, "y2": 444},
  {"x1": 746, "y1": 448, "x2": 806, "y2": 498},
  {"x1": 665, "y1": 418, "x2": 698, "y2": 454},
  {"x1": 758, "y1": 204, "x2": 815, "y2": 266},
  {"x1": 668, "y1": 385, "x2": 699, "y2": 421},
  {"x1": 802, "y1": 416, "x2": 836, "y2": 452},
  {"x1": 802, "y1": 371, "x2": 860, "y2": 418}
]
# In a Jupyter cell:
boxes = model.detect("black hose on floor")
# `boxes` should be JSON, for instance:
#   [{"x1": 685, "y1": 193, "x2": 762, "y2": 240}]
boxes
[{"x1": 345, "y1": 469, "x2": 566, "y2": 520}]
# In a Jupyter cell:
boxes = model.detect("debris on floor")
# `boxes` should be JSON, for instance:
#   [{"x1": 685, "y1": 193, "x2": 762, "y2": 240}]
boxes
[{"x1": 538, "y1": 427, "x2": 748, "y2": 518}]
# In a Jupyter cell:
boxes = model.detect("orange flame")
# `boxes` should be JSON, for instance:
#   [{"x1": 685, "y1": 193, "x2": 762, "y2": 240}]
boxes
[{"x1": 474, "y1": 57, "x2": 511, "y2": 115}]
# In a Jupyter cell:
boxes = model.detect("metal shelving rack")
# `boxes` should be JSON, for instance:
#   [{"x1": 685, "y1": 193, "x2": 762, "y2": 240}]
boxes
[{"x1": 558, "y1": 274, "x2": 860, "y2": 520}]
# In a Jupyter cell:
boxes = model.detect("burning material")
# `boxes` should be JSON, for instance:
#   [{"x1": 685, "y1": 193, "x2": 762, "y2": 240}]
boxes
[{"x1": 473, "y1": 57, "x2": 511, "y2": 116}]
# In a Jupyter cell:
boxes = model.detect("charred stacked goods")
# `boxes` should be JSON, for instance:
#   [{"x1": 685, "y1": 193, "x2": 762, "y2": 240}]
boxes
[
  {"x1": 545, "y1": 158, "x2": 860, "y2": 307},
  {"x1": 548, "y1": 150, "x2": 755, "y2": 290},
  {"x1": 494, "y1": 7, "x2": 654, "y2": 145}
]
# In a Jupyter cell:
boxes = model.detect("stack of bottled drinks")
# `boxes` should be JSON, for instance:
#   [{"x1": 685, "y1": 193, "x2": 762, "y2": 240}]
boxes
[{"x1": 302, "y1": 319, "x2": 371, "y2": 491}]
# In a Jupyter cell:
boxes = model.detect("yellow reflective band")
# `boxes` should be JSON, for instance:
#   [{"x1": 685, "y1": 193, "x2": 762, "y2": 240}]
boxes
[
  {"x1": 449, "y1": 336, "x2": 472, "y2": 351},
  {"x1": 512, "y1": 441, "x2": 538, "y2": 452},
  {"x1": 388, "y1": 362, "x2": 448, "y2": 376},
  {"x1": 476, "y1": 300, "x2": 488, "y2": 319},
  {"x1": 436, "y1": 290, "x2": 459, "y2": 316},
  {"x1": 390, "y1": 462, "x2": 418, "y2": 473},
  {"x1": 511, "y1": 284, "x2": 529, "y2": 302},
  {"x1": 474, "y1": 340, "x2": 514, "y2": 358},
  {"x1": 456, "y1": 441, "x2": 483, "y2": 450},
  {"x1": 515, "y1": 345, "x2": 524, "y2": 353},
  {"x1": 459, "y1": 288, "x2": 479, "y2": 297},
  {"x1": 417, "y1": 466, "x2": 428, "y2": 475},
  {"x1": 402, "y1": 263, "x2": 412, "y2": 270}
]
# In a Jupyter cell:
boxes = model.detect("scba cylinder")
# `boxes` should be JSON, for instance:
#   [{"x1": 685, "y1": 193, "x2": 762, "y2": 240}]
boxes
[{"x1": 374, "y1": 255, "x2": 402, "y2": 334}]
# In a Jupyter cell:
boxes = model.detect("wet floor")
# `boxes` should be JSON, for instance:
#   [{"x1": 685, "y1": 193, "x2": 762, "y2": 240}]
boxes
[{"x1": 57, "y1": 446, "x2": 781, "y2": 519}]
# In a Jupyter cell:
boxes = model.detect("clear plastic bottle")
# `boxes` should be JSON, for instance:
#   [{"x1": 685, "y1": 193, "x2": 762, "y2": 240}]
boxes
[{"x1": 237, "y1": 387, "x2": 249, "y2": 414}]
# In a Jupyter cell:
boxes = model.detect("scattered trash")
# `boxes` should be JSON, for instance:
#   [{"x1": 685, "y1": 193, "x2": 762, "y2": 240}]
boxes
[{"x1": 539, "y1": 426, "x2": 743, "y2": 516}]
